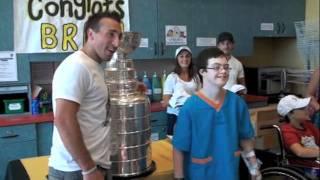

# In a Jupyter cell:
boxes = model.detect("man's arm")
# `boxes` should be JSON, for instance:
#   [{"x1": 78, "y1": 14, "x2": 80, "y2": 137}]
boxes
[
  {"x1": 173, "y1": 148, "x2": 184, "y2": 179},
  {"x1": 54, "y1": 99, "x2": 103, "y2": 179},
  {"x1": 238, "y1": 77, "x2": 246, "y2": 87}
]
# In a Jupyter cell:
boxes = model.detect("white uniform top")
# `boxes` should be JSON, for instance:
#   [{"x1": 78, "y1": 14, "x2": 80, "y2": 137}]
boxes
[
  {"x1": 163, "y1": 72, "x2": 200, "y2": 115},
  {"x1": 224, "y1": 56, "x2": 245, "y2": 90},
  {"x1": 49, "y1": 51, "x2": 111, "y2": 171}
]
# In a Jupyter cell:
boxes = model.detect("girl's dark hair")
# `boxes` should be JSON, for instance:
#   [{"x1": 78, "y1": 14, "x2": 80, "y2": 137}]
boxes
[
  {"x1": 84, "y1": 12, "x2": 121, "y2": 42},
  {"x1": 195, "y1": 47, "x2": 225, "y2": 82},
  {"x1": 173, "y1": 50, "x2": 198, "y2": 81}
]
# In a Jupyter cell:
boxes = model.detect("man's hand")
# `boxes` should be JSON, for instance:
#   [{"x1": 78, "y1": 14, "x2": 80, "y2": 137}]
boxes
[{"x1": 83, "y1": 169, "x2": 104, "y2": 180}]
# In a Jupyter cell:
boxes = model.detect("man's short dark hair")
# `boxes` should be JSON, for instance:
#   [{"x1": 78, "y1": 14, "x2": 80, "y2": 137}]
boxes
[
  {"x1": 217, "y1": 32, "x2": 234, "y2": 44},
  {"x1": 83, "y1": 12, "x2": 121, "y2": 42}
]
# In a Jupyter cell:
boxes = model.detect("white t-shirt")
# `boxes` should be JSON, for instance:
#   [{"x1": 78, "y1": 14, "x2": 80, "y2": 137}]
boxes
[
  {"x1": 163, "y1": 73, "x2": 200, "y2": 115},
  {"x1": 224, "y1": 56, "x2": 245, "y2": 90},
  {"x1": 49, "y1": 51, "x2": 111, "y2": 171}
]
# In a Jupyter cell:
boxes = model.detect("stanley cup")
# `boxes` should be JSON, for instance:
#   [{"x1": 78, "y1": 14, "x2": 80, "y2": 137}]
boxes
[{"x1": 104, "y1": 32, "x2": 154, "y2": 177}]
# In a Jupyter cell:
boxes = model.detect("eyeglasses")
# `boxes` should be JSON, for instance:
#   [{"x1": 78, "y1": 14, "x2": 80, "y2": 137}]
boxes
[{"x1": 206, "y1": 64, "x2": 231, "y2": 71}]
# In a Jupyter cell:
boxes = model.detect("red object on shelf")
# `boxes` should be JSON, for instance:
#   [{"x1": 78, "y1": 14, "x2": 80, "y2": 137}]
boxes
[{"x1": 244, "y1": 94, "x2": 269, "y2": 108}]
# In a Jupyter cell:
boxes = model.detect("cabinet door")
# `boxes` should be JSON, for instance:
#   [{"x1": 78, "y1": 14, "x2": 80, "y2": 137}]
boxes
[
  {"x1": 276, "y1": 0, "x2": 305, "y2": 37},
  {"x1": 129, "y1": 0, "x2": 158, "y2": 59},
  {"x1": 0, "y1": 124, "x2": 37, "y2": 180},
  {"x1": 157, "y1": 0, "x2": 194, "y2": 59},
  {"x1": 224, "y1": 0, "x2": 253, "y2": 56},
  {"x1": 191, "y1": 0, "x2": 226, "y2": 57},
  {"x1": 151, "y1": 111, "x2": 167, "y2": 126},
  {"x1": 0, "y1": 141, "x2": 37, "y2": 180},
  {"x1": 252, "y1": 0, "x2": 279, "y2": 37},
  {"x1": 37, "y1": 122, "x2": 53, "y2": 156},
  {"x1": 253, "y1": 0, "x2": 305, "y2": 37},
  {"x1": 151, "y1": 125, "x2": 167, "y2": 141}
]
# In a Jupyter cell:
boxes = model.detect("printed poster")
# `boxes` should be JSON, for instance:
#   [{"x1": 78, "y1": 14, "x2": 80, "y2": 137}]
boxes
[{"x1": 165, "y1": 25, "x2": 187, "y2": 46}]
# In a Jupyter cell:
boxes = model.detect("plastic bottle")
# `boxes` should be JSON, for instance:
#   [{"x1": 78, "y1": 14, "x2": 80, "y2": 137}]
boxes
[
  {"x1": 161, "y1": 69, "x2": 167, "y2": 91},
  {"x1": 152, "y1": 72, "x2": 162, "y2": 102},
  {"x1": 142, "y1": 71, "x2": 153, "y2": 101},
  {"x1": 31, "y1": 98, "x2": 40, "y2": 115}
]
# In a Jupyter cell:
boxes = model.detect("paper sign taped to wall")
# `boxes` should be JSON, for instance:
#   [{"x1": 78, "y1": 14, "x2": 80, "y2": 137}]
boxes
[
  {"x1": 0, "y1": 51, "x2": 18, "y2": 82},
  {"x1": 260, "y1": 23, "x2": 274, "y2": 31},
  {"x1": 139, "y1": 38, "x2": 149, "y2": 48},
  {"x1": 196, "y1": 37, "x2": 216, "y2": 47}
]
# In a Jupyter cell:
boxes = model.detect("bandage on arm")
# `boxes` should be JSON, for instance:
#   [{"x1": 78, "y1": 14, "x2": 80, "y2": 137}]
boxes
[{"x1": 241, "y1": 150, "x2": 262, "y2": 176}]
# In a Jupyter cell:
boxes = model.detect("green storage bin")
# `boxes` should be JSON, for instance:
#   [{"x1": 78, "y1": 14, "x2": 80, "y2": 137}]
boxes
[{"x1": 3, "y1": 99, "x2": 25, "y2": 114}]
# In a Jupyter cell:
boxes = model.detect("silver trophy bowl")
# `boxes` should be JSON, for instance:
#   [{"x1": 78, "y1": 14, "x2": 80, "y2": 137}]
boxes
[{"x1": 105, "y1": 31, "x2": 155, "y2": 178}]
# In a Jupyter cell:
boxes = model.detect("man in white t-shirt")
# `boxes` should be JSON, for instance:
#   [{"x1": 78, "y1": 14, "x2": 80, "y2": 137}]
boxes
[
  {"x1": 217, "y1": 32, "x2": 246, "y2": 91},
  {"x1": 49, "y1": 12, "x2": 122, "y2": 180}
]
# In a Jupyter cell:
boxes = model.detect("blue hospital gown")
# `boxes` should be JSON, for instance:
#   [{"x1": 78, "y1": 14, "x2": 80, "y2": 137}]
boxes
[{"x1": 173, "y1": 91, "x2": 254, "y2": 180}]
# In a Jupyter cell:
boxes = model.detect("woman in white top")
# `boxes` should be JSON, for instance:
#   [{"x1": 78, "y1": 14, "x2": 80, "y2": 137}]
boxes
[{"x1": 162, "y1": 46, "x2": 201, "y2": 135}]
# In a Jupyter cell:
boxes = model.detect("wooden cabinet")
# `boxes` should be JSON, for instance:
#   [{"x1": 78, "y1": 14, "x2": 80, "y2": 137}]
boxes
[
  {"x1": 0, "y1": 124, "x2": 38, "y2": 180},
  {"x1": 128, "y1": 0, "x2": 158, "y2": 59},
  {"x1": 36, "y1": 122, "x2": 53, "y2": 156},
  {"x1": 249, "y1": 104, "x2": 281, "y2": 150},
  {"x1": 190, "y1": 0, "x2": 225, "y2": 57},
  {"x1": 224, "y1": 0, "x2": 254, "y2": 56},
  {"x1": 129, "y1": 0, "x2": 194, "y2": 59},
  {"x1": 128, "y1": 0, "x2": 304, "y2": 58},
  {"x1": 252, "y1": 0, "x2": 305, "y2": 37},
  {"x1": 129, "y1": 0, "x2": 254, "y2": 58},
  {"x1": 0, "y1": 122, "x2": 53, "y2": 179},
  {"x1": 150, "y1": 111, "x2": 167, "y2": 141}
]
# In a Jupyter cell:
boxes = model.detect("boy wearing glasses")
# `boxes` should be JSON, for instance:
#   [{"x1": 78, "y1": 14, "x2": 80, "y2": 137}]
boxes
[{"x1": 173, "y1": 47, "x2": 261, "y2": 180}]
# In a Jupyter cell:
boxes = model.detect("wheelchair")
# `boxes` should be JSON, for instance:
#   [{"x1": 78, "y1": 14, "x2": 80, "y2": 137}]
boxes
[{"x1": 255, "y1": 124, "x2": 320, "y2": 180}]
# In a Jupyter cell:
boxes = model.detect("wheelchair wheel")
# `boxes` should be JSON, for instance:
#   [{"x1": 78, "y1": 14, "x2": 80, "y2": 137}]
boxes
[{"x1": 261, "y1": 166, "x2": 309, "y2": 180}]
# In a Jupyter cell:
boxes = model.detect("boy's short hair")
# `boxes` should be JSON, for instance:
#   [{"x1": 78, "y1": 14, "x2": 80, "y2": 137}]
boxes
[
  {"x1": 195, "y1": 47, "x2": 225, "y2": 82},
  {"x1": 217, "y1": 32, "x2": 234, "y2": 44},
  {"x1": 84, "y1": 12, "x2": 121, "y2": 42},
  {"x1": 196, "y1": 47, "x2": 225, "y2": 70}
]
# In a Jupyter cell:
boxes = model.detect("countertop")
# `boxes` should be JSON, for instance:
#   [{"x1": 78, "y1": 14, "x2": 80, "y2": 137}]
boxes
[
  {"x1": 0, "y1": 94, "x2": 269, "y2": 127},
  {"x1": 0, "y1": 102, "x2": 165, "y2": 127}
]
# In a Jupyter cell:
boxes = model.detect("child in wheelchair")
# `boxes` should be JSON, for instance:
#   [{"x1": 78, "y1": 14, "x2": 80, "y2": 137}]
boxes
[{"x1": 277, "y1": 95, "x2": 320, "y2": 178}]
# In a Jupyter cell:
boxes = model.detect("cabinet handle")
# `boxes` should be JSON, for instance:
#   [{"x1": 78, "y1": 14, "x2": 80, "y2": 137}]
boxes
[
  {"x1": 151, "y1": 119, "x2": 158, "y2": 123},
  {"x1": 160, "y1": 42, "x2": 164, "y2": 55},
  {"x1": 276, "y1": 22, "x2": 281, "y2": 34},
  {"x1": 154, "y1": 42, "x2": 158, "y2": 55},
  {"x1": 281, "y1": 22, "x2": 286, "y2": 34},
  {"x1": 1, "y1": 131, "x2": 19, "y2": 139}
]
